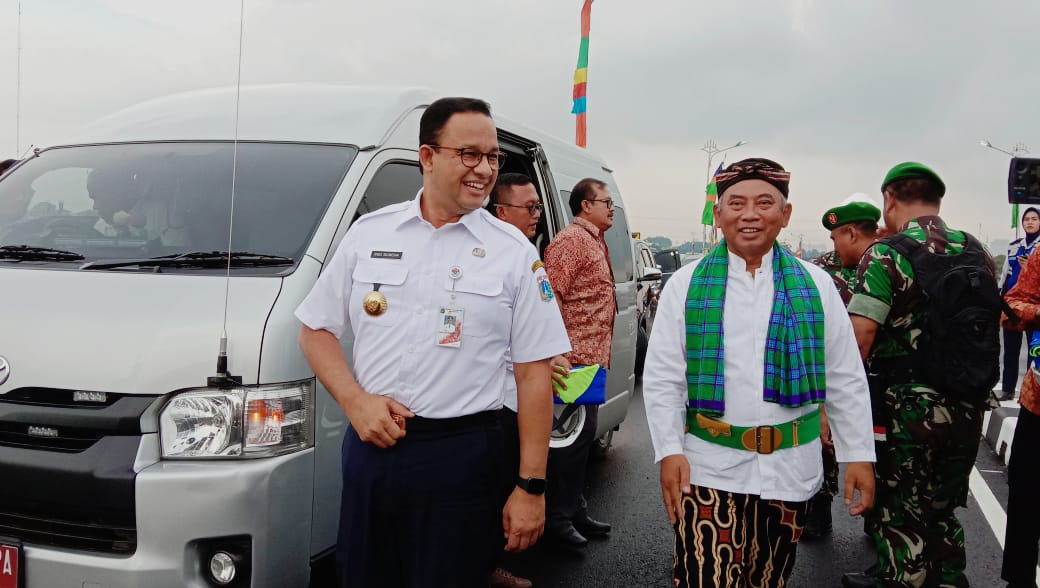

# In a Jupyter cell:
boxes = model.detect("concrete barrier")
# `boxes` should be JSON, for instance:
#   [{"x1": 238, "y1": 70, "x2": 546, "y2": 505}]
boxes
[{"x1": 984, "y1": 403, "x2": 1021, "y2": 465}]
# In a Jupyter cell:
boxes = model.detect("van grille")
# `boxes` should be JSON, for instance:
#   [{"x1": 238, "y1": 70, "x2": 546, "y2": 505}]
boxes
[
  {"x1": 0, "y1": 510, "x2": 136, "y2": 554},
  {"x1": 0, "y1": 422, "x2": 104, "y2": 452},
  {"x1": 0, "y1": 388, "x2": 157, "y2": 554}
]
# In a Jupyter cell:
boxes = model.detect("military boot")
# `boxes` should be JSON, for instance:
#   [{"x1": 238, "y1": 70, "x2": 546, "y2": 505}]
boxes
[{"x1": 800, "y1": 494, "x2": 832, "y2": 540}]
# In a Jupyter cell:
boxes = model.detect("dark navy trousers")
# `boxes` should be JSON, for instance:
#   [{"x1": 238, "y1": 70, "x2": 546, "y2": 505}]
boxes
[
  {"x1": 547, "y1": 403, "x2": 598, "y2": 526},
  {"x1": 336, "y1": 422, "x2": 503, "y2": 588}
]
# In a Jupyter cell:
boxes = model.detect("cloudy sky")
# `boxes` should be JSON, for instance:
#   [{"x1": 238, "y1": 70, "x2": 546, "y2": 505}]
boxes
[{"x1": 0, "y1": 0, "x2": 1035, "y2": 249}]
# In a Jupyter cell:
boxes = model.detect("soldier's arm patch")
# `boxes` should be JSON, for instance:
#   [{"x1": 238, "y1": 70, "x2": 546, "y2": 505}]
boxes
[{"x1": 532, "y1": 260, "x2": 544, "y2": 272}]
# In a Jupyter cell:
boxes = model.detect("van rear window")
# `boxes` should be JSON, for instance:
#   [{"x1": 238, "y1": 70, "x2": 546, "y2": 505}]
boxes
[{"x1": 0, "y1": 142, "x2": 356, "y2": 272}]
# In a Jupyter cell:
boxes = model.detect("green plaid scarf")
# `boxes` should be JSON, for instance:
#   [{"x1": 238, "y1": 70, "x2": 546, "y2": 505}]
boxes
[{"x1": 685, "y1": 240, "x2": 826, "y2": 417}]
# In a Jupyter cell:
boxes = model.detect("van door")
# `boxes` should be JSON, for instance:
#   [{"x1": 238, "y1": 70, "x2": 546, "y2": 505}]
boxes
[{"x1": 311, "y1": 151, "x2": 423, "y2": 556}]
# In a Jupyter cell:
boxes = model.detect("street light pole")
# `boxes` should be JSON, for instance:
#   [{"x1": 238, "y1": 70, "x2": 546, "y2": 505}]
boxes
[
  {"x1": 980, "y1": 139, "x2": 1030, "y2": 238},
  {"x1": 700, "y1": 139, "x2": 746, "y2": 246}
]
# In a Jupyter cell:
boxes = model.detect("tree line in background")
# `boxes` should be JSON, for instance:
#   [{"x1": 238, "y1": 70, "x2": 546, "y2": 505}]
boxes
[{"x1": 643, "y1": 235, "x2": 824, "y2": 260}]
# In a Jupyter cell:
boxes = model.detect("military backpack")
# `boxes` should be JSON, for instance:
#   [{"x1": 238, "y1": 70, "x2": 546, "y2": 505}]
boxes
[{"x1": 882, "y1": 232, "x2": 1001, "y2": 403}]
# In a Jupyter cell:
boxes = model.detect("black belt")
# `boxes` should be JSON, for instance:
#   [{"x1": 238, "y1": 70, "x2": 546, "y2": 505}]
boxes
[{"x1": 405, "y1": 410, "x2": 501, "y2": 435}]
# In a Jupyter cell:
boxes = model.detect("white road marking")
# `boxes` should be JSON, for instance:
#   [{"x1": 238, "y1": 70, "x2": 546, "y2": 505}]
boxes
[{"x1": 969, "y1": 466, "x2": 1006, "y2": 548}]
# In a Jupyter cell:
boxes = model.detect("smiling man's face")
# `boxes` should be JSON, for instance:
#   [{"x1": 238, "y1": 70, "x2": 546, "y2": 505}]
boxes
[
  {"x1": 420, "y1": 111, "x2": 499, "y2": 215},
  {"x1": 715, "y1": 179, "x2": 792, "y2": 264}
]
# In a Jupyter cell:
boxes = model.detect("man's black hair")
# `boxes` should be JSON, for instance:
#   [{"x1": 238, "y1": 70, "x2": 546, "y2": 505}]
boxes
[
  {"x1": 419, "y1": 97, "x2": 492, "y2": 147},
  {"x1": 489, "y1": 172, "x2": 534, "y2": 206},
  {"x1": 847, "y1": 219, "x2": 879, "y2": 235},
  {"x1": 569, "y1": 177, "x2": 607, "y2": 216},
  {"x1": 885, "y1": 177, "x2": 943, "y2": 205}
]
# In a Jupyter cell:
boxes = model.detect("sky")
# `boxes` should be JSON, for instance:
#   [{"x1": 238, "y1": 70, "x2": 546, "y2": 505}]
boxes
[{"x1": 0, "y1": 0, "x2": 1035, "y2": 250}]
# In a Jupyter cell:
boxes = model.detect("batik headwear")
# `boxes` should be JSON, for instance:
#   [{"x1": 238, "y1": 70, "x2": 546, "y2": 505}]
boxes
[{"x1": 714, "y1": 157, "x2": 791, "y2": 199}]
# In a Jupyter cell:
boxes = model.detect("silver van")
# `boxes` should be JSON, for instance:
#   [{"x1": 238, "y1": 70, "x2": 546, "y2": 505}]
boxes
[{"x1": 0, "y1": 85, "x2": 639, "y2": 588}]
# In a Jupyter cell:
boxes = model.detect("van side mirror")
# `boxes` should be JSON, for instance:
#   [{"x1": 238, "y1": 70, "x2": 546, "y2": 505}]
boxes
[{"x1": 638, "y1": 266, "x2": 662, "y2": 282}]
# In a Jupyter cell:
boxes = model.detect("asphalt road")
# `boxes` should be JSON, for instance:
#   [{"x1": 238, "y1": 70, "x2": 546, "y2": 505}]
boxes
[
  {"x1": 311, "y1": 382, "x2": 1011, "y2": 586},
  {"x1": 499, "y1": 383, "x2": 1008, "y2": 587}
]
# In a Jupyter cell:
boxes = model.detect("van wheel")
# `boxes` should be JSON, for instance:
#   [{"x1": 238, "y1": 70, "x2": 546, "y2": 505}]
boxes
[
  {"x1": 550, "y1": 404, "x2": 587, "y2": 449},
  {"x1": 591, "y1": 429, "x2": 614, "y2": 460},
  {"x1": 635, "y1": 323, "x2": 649, "y2": 378}
]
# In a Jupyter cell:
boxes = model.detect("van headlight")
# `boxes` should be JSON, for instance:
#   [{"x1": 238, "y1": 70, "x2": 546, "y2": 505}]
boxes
[{"x1": 159, "y1": 380, "x2": 314, "y2": 459}]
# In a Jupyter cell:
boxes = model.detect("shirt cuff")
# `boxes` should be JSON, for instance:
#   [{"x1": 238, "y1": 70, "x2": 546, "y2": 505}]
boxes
[
  {"x1": 835, "y1": 450, "x2": 876, "y2": 464},
  {"x1": 653, "y1": 440, "x2": 687, "y2": 464},
  {"x1": 847, "y1": 294, "x2": 890, "y2": 325}
]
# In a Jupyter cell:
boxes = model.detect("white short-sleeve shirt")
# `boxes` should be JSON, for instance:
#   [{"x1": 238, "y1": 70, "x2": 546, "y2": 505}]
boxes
[{"x1": 296, "y1": 191, "x2": 571, "y2": 419}]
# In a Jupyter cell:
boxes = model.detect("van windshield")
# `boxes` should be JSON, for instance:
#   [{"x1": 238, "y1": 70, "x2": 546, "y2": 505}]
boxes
[{"x1": 0, "y1": 142, "x2": 356, "y2": 272}]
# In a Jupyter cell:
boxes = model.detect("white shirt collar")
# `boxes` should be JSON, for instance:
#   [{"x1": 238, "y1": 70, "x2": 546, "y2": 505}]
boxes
[{"x1": 397, "y1": 188, "x2": 487, "y2": 244}]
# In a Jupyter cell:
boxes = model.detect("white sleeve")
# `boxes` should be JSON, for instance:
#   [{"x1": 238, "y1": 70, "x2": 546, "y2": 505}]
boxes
[
  {"x1": 642, "y1": 262, "x2": 698, "y2": 463},
  {"x1": 809, "y1": 265, "x2": 876, "y2": 463},
  {"x1": 295, "y1": 229, "x2": 359, "y2": 339},
  {"x1": 508, "y1": 245, "x2": 572, "y2": 363}
]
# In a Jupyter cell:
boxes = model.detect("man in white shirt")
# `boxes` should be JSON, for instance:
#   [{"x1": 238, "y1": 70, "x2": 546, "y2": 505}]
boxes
[
  {"x1": 295, "y1": 98, "x2": 571, "y2": 588},
  {"x1": 643, "y1": 157, "x2": 876, "y2": 587}
]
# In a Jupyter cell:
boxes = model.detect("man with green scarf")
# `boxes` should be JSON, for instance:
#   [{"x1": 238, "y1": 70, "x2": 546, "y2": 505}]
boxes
[{"x1": 643, "y1": 158, "x2": 876, "y2": 588}]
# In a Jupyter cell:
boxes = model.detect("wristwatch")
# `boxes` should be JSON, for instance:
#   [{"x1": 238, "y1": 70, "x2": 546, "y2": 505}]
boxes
[{"x1": 516, "y1": 476, "x2": 547, "y2": 495}]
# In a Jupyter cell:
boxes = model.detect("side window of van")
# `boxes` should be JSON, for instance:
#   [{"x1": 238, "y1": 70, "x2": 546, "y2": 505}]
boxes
[
  {"x1": 604, "y1": 206, "x2": 634, "y2": 283},
  {"x1": 355, "y1": 161, "x2": 422, "y2": 219}
]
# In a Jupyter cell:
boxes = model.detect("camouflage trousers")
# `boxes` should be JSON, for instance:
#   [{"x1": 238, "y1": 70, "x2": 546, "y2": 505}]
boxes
[
  {"x1": 816, "y1": 440, "x2": 839, "y2": 497},
  {"x1": 870, "y1": 383, "x2": 984, "y2": 588}
]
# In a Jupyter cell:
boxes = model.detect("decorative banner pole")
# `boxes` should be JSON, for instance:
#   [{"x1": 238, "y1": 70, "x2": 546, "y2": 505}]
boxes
[
  {"x1": 572, "y1": 0, "x2": 592, "y2": 147},
  {"x1": 700, "y1": 139, "x2": 746, "y2": 246}
]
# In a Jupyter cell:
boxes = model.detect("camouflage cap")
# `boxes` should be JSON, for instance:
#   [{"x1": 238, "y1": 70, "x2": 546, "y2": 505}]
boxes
[
  {"x1": 881, "y1": 161, "x2": 946, "y2": 197},
  {"x1": 821, "y1": 201, "x2": 881, "y2": 230}
]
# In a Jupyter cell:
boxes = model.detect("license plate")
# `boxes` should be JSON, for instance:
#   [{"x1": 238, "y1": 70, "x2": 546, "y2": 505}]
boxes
[{"x1": 0, "y1": 539, "x2": 21, "y2": 588}]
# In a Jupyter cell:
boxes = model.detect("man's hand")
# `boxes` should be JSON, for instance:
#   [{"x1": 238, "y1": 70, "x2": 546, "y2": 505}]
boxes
[
  {"x1": 502, "y1": 488, "x2": 545, "y2": 552},
  {"x1": 659, "y1": 454, "x2": 691, "y2": 525},
  {"x1": 341, "y1": 392, "x2": 414, "y2": 448},
  {"x1": 298, "y1": 325, "x2": 413, "y2": 448},
  {"x1": 843, "y1": 461, "x2": 875, "y2": 516},
  {"x1": 550, "y1": 355, "x2": 571, "y2": 391}
]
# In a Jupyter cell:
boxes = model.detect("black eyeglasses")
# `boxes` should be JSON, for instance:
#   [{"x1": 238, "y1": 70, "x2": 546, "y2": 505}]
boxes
[
  {"x1": 587, "y1": 198, "x2": 614, "y2": 209},
  {"x1": 428, "y1": 145, "x2": 507, "y2": 170},
  {"x1": 496, "y1": 202, "x2": 544, "y2": 215}
]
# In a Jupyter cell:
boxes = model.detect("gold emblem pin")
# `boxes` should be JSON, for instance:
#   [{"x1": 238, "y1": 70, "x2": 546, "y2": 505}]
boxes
[
  {"x1": 472, "y1": 248, "x2": 485, "y2": 258},
  {"x1": 363, "y1": 290, "x2": 387, "y2": 316}
]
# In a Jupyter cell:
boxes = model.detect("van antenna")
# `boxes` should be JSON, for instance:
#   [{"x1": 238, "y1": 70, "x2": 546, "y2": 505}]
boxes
[
  {"x1": 209, "y1": 0, "x2": 247, "y2": 388},
  {"x1": 15, "y1": 1, "x2": 22, "y2": 156}
]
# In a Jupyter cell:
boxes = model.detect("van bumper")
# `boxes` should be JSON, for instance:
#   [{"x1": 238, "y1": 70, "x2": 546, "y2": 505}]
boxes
[{"x1": 23, "y1": 435, "x2": 315, "y2": 588}]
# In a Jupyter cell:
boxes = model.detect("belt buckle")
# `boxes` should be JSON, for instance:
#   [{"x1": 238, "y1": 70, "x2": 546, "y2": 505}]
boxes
[{"x1": 741, "y1": 425, "x2": 781, "y2": 454}]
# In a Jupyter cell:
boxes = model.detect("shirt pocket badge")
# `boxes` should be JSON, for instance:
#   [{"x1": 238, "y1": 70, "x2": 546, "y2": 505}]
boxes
[
  {"x1": 352, "y1": 260, "x2": 409, "y2": 327},
  {"x1": 443, "y1": 276, "x2": 504, "y2": 338}
]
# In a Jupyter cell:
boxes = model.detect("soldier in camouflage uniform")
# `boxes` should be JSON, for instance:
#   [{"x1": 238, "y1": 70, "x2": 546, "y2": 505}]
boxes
[
  {"x1": 805, "y1": 198, "x2": 882, "y2": 540},
  {"x1": 841, "y1": 163, "x2": 999, "y2": 588}
]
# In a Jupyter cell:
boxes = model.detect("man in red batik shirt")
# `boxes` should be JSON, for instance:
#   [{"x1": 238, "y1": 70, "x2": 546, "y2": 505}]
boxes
[{"x1": 542, "y1": 177, "x2": 617, "y2": 548}]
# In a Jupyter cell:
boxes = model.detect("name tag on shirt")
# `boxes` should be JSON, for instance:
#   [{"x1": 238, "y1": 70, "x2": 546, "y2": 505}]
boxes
[{"x1": 437, "y1": 306, "x2": 464, "y2": 348}]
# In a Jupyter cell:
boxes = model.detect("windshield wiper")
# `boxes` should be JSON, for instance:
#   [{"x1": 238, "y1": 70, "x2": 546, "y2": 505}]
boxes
[
  {"x1": 80, "y1": 251, "x2": 295, "y2": 271},
  {"x1": 0, "y1": 245, "x2": 85, "y2": 262}
]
